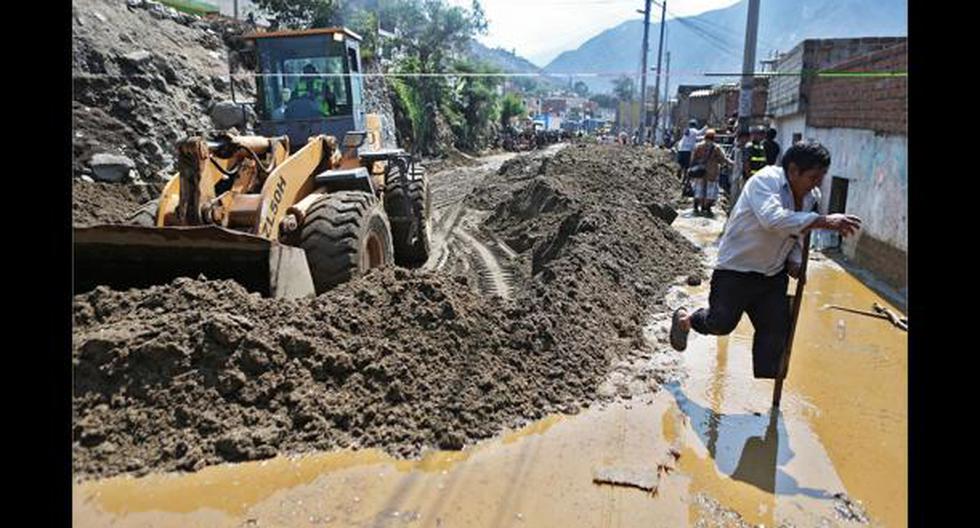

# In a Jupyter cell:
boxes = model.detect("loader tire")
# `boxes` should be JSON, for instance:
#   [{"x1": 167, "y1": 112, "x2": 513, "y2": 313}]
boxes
[
  {"x1": 299, "y1": 191, "x2": 394, "y2": 294},
  {"x1": 127, "y1": 199, "x2": 160, "y2": 227},
  {"x1": 384, "y1": 163, "x2": 431, "y2": 267},
  {"x1": 403, "y1": 167, "x2": 431, "y2": 266}
]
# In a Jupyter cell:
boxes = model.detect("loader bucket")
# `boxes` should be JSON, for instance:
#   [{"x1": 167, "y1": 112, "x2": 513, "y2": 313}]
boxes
[{"x1": 73, "y1": 225, "x2": 315, "y2": 299}]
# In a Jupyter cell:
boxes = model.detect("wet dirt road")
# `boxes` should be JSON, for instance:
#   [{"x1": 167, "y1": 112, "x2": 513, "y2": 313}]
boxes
[{"x1": 73, "y1": 162, "x2": 907, "y2": 527}]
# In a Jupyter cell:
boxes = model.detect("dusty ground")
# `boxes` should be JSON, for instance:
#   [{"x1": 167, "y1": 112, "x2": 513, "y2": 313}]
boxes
[
  {"x1": 72, "y1": 145, "x2": 701, "y2": 480},
  {"x1": 72, "y1": 181, "x2": 165, "y2": 226}
]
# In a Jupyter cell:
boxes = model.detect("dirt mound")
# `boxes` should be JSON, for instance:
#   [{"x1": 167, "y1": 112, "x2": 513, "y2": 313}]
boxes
[
  {"x1": 74, "y1": 269, "x2": 623, "y2": 479},
  {"x1": 72, "y1": 145, "x2": 701, "y2": 480},
  {"x1": 72, "y1": 0, "x2": 254, "y2": 180},
  {"x1": 73, "y1": 181, "x2": 164, "y2": 226},
  {"x1": 483, "y1": 144, "x2": 699, "y2": 290}
]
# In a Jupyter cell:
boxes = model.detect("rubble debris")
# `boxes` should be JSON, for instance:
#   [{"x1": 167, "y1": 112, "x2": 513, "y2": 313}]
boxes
[
  {"x1": 832, "y1": 492, "x2": 870, "y2": 524},
  {"x1": 88, "y1": 153, "x2": 136, "y2": 183},
  {"x1": 693, "y1": 493, "x2": 754, "y2": 528}
]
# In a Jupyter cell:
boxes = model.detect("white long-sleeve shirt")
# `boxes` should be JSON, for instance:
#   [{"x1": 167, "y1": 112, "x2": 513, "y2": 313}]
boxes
[
  {"x1": 677, "y1": 125, "x2": 708, "y2": 152},
  {"x1": 716, "y1": 165, "x2": 821, "y2": 276}
]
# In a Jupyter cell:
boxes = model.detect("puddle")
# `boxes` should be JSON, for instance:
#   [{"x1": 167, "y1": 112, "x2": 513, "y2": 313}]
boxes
[
  {"x1": 73, "y1": 206, "x2": 906, "y2": 528},
  {"x1": 669, "y1": 207, "x2": 907, "y2": 527}
]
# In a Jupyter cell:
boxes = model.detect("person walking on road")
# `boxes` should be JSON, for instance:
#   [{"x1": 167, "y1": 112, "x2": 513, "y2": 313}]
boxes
[
  {"x1": 729, "y1": 130, "x2": 751, "y2": 207},
  {"x1": 764, "y1": 127, "x2": 782, "y2": 166},
  {"x1": 668, "y1": 141, "x2": 862, "y2": 378},
  {"x1": 745, "y1": 126, "x2": 769, "y2": 180},
  {"x1": 689, "y1": 129, "x2": 732, "y2": 217},
  {"x1": 676, "y1": 119, "x2": 707, "y2": 179}
]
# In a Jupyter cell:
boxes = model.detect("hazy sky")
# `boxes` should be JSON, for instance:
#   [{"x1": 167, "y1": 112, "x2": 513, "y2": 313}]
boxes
[{"x1": 449, "y1": 0, "x2": 741, "y2": 66}]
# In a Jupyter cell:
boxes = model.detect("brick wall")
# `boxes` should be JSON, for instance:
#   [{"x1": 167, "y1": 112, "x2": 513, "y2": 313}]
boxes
[{"x1": 806, "y1": 42, "x2": 907, "y2": 135}]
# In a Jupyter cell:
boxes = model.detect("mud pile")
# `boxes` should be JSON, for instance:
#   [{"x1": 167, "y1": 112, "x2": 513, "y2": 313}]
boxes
[
  {"x1": 480, "y1": 144, "x2": 698, "y2": 304},
  {"x1": 73, "y1": 181, "x2": 165, "y2": 226},
  {"x1": 75, "y1": 269, "x2": 621, "y2": 479},
  {"x1": 72, "y1": 145, "x2": 700, "y2": 480}
]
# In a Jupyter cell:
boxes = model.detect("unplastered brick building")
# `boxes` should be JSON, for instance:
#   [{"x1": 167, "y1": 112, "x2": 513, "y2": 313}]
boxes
[{"x1": 767, "y1": 37, "x2": 907, "y2": 292}]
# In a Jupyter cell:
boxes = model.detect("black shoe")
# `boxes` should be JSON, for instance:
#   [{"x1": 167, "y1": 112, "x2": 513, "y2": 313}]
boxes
[{"x1": 670, "y1": 308, "x2": 690, "y2": 351}]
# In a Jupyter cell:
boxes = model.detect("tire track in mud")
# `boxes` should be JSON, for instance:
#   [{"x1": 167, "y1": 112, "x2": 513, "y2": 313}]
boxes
[{"x1": 424, "y1": 151, "x2": 535, "y2": 300}]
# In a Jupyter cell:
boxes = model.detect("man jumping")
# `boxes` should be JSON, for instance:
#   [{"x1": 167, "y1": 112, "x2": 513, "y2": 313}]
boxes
[{"x1": 669, "y1": 141, "x2": 862, "y2": 378}]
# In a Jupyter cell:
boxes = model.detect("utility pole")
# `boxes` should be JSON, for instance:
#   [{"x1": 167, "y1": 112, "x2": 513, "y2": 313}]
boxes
[
  {"x1": 650, "y1": 0, "x2": 667, "y2": 145},
  {"x1": 662, "y1": 50, "x2": 671, "y2": 141},
  {"x1": 233, "y1": 0, "x2": 239, "y2": 20},
  {"x1": 738, "y1": 0, "x2": 760, "y2": 133},
  {"x1": 638, "y1": 0, "x2": 652, "y2": 144}
]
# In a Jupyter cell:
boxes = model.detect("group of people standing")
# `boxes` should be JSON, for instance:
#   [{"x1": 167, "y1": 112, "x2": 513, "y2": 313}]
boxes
[{"x1": 674, "y1": 119, "x2": 782, "y2": 217}]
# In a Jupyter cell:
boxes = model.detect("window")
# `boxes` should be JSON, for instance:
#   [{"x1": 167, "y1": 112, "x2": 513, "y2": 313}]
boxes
[
  {"x1": 828, "y1": 176, "x2": 849, "y2": 214},
  {"x1": 255, "y1": 35, "x2": 353, "y2": 121}
]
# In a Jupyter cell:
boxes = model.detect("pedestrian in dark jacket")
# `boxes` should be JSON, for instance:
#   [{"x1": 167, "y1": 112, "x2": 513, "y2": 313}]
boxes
[{"x1": 764, "y1": 127, "x2": 781, "y2": 166}]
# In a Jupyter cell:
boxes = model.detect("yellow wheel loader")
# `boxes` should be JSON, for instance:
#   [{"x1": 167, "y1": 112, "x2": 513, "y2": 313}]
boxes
[{"x1": 74, "y1": 28, "x2": 431, "y2": 298}]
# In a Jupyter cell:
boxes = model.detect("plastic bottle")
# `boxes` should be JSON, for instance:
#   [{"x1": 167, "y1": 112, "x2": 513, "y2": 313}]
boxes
[{"x1": 836, "y1": 319, "x2": 846, "y2": 341}]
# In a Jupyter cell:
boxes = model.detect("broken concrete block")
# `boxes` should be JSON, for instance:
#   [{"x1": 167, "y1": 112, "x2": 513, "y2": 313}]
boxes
[{"x1": 89, "y1": 153, "x2": 136, "y2": 182}]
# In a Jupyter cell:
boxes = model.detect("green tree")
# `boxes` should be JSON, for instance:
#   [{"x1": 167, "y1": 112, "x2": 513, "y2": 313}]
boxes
[
  {"x1": 611, "y1": 75, "x2": 635, "y2": 102},
  {"x1": 448, "y1": 59, "x2": 501, "y2": 150},
  {"x1": 381, "y1": 0, "x2": 489, "y2": 154},
  {"x1": 254, "y1": 0, "x2": 339, "y2": 28},
  {"x1": 499, "y1": 92, "x2": 525, "y2": 128},
  {"x1": 573, "y1": 80, "x2": 590, "y2": 97},
  {"x1": 590, "y1": 93, "x2": 616, "y2": 109}
]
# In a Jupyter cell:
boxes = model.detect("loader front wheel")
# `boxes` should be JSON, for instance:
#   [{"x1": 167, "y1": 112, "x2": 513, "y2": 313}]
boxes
[{"x1": 299, "y1": 191, "x2": 394, "y2": 294}]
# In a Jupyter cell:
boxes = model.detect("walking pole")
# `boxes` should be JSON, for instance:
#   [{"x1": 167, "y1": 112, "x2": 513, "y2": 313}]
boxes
[{"x1": 772, "y1": 234, "x2": 811, "y2": 408}]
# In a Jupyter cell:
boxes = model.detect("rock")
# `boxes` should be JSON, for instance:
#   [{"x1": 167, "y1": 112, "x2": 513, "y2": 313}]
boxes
[
  {"x1": 647, "y1": 202, "x2": 678, "y2": 225},
  {"x1": 209, "y1": 101, "x2": 253, "y2": 130},
  {"x1": 89, "y1": 153, "x2": 136, "y2": 182},
  {"x1": 121, "y1": 50, "x2": 152, "y2": 65},
  {"x1": 127, "y1": 0, "x2": 144, "y2": 8},
  {"x1": 211, "y1": 75, "x2": 228, "y2": 92},
  {"x1": 80, "y1": 175, "x2": 95, "y2": 183},
  {"x1": 686, "y1": 275, "x2": 702, "y2": 286}
]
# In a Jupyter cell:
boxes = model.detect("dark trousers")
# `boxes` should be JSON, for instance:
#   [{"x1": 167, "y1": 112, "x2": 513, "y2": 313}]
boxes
[
  {"x1": 677, "y1": 150, "x2": 692, "y2": 169},
  {"x1": 690, "y1": 269, "x2": 790, "y2": 379}
]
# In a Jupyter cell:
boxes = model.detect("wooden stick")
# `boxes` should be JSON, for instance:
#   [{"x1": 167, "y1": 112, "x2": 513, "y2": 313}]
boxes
[
  {"x1": 772, "y1": 236, "x2": 811, "y2": 408},
  {"x1": 824, "y1": 304, "x2": 892, "y2": 320},
  {"x1": 872, "y1": 302, "x2": 908, "y2": 331}
]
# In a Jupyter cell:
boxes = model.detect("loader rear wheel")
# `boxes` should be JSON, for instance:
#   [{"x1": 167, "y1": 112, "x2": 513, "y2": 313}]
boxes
[
  {"x1": 127, "y1": 199, "x2": 160, "y2": 227},
  {"x1": 299, "y1": 191, "x2": 394, "y2": 294},
  {"x1": 384, "y1": 164, "x2": 431, "y2": 267}
]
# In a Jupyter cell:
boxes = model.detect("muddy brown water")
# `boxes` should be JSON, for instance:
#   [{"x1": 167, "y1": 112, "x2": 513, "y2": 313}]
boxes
[{"x1": 73, "y1": 203, "x2": 906, "y2": 527}]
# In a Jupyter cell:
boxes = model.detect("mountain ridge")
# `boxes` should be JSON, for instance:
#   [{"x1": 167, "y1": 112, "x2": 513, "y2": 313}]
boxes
[{"x1": 543, "y1": 0, "x2": 907, "y2": 94}]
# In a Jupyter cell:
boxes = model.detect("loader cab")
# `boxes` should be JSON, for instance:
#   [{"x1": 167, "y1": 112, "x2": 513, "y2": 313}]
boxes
[{"x1": 246, "y1": 28, "x2": 365, "y2": 151}]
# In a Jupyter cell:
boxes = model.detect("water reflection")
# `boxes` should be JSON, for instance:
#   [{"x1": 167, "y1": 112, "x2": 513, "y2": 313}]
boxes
[{"x1": 664, "y1": 382, "x2": 828, "y2": 499}]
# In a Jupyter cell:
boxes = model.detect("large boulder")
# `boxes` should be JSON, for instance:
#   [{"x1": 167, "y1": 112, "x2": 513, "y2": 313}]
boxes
[
  {"x1": 209, "y1": 101, "x2": 255, "y2": 130},
  {"x1": 89, "y1": 153, "x2": 136, "y2": 183}
]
